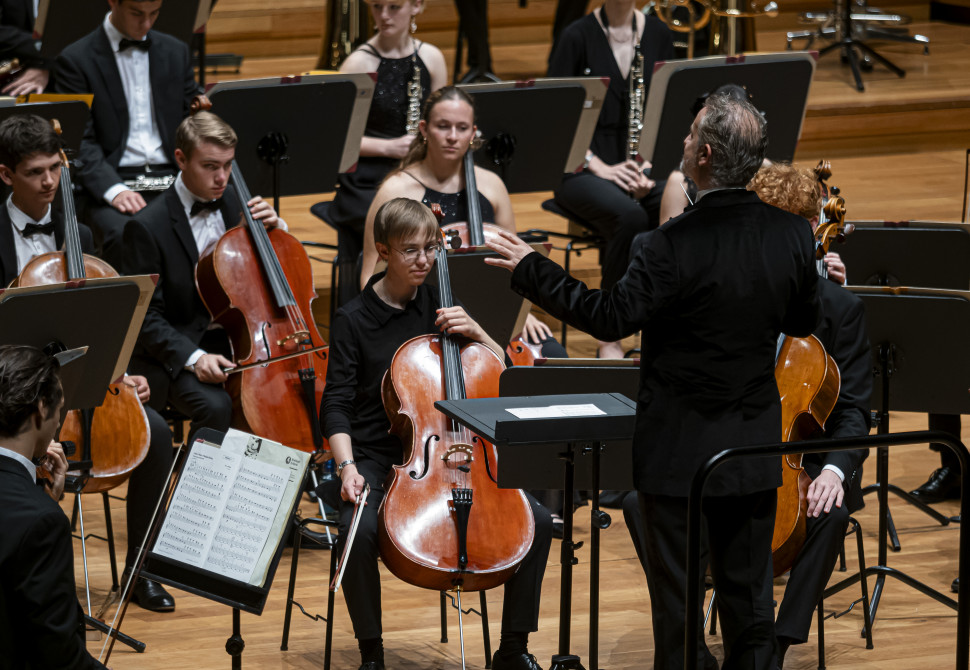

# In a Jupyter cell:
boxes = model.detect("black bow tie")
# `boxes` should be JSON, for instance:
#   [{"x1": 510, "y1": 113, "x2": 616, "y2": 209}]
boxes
[
  {"x1": 118, "y1": 37, "x2": 152, "y2": 52},
  {"x1": 21, "y1": 221, "x2": 55, "y2": 238},
  {"x1": 190, "y1": 199, "x2": 223, "y2": 217}
]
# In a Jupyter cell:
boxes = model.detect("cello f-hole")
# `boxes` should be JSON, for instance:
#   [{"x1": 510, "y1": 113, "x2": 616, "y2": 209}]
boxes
[{"x1": 410, "y1": 434, "x2": 441, "y2": 480}]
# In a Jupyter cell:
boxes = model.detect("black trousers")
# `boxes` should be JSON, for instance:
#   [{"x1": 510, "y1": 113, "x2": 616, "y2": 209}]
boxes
[
  {"x1": 453, "y1": 0, "x2": 492, "y2": 72},
  {"x1": 324, "y1": 458, "x2": 553, "y2": 640},
  {"x1": 639, "y1": 491, "x2": 778, "y2": 670},
  {"x1": 85, "y1": 190, "x2": 167, "y2": 269},
  {"x1": 164, "y1": 370, "x2": 232, "y2": 445},
  {"x1": 124, "y1": 406, "x2": 174, "y2": 568},
  {"x1": 775, "y1": 501, "x2": 850, "y2": 644},
  {"x1": 553, "y1": 172, "x2": 664, "y2": 290}
]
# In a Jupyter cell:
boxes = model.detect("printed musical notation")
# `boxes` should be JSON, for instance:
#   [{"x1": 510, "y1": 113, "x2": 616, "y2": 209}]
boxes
[{"x1": 151, "y1": 430, "x2": 309, "y2": 587}]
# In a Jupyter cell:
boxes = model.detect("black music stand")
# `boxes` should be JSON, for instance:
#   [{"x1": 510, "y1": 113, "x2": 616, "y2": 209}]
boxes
[
  {"x1": 456, "y1": 79, "x2": 603, "y2": 192},
  {"x1": 838, "y1": 221, "x2": 970, "y2": 289},
  {"x1": 0, "y1": 101, "x2": 88, "y2": 158},
  {"x1": 850, "y1": 286, "x2": 970, "y2": 630},
  {"x1": 641, "y1": 53, "x2": 815, "y2": 181},
  {"x1": 207, "y1": 76, "x2": 369, "y2": 211},
  {"x1": 437, "y1": 392, "x2": 636, "y2": 670},
  {"x1": 841, "y1": 223, "x2": 970, "y2": 542},
  {"x1": 0, "y1": 278, "x2": 152, "y2": 653},
  {"x1": 141, "y1": 429, "x2": 310, "y2": 669},
  {"x1": 36, "y1": 0, "x2": 202, "y2": 57}
]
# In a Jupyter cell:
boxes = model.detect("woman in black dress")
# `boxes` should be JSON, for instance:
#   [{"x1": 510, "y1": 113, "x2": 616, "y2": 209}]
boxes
[
  {"x1": 327, "y1": 0, "x2": 447, "y2": 291},
  {"x1": 547, "y1": 0, "x2": 674, "y2": 357},
  {"x1": 361, "y1": 86, "x2": 562, "y2": 351}
]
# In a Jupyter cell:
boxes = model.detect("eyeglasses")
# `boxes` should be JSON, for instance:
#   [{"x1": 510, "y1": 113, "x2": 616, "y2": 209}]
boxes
[{"x1": 391, "y1": 243, "x2": 441, "y2": 263}]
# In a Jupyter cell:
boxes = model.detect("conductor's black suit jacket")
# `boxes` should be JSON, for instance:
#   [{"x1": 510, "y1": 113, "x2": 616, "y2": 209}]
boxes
[
  {"x1": 0, "y1": 206, "x2": 95, "y2": 285},
  {"x1": 808, "y1": 277, "x2": 872, "y2": 512},
  {"x1": 52, "y1": 26, "x2": 200, "y2": 201},
  {"x1": 0, "y1": 455, "x2": 107, "y2": 669},
  {"x1": 511, "y1": 188, "x2": 821, "y2": 497},
  {"x1": 122, "y1": 184, "x2": 242, "y2": 409}
]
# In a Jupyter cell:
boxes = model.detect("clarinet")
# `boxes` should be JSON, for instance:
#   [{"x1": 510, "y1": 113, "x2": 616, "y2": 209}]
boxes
[{"x1": 627, "y1": 42, "x2": 645, "y2": 163}]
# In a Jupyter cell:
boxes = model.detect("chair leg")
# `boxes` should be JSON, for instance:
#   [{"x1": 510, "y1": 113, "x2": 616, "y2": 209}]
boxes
[
  {"x1": 440, "y1": 591, "x2": 449, "y2": 642},
  {"x1": 101, "y1": 491, "x2": 120, "y2": 591},
  {"x1": 281, "y1": 519, "x2": 302, "y2": 651},
  {"x1": 851, "y1": 518, "x2": 874, "y2": 649},
  {"x1": 480, "y1": 591, "x2": 492, "y2": 668},
  {"x1": 705, "y1": 588, "x2": 718, "y2": 635}
]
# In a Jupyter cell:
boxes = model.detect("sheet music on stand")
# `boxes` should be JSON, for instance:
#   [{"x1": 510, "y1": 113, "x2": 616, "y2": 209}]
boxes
[
  {"x1": 147, "y1": 428, "x2": 310, "y2": 596},
  {"x1": 330, "y1": 483, "x2": 371, "y2": 593}
]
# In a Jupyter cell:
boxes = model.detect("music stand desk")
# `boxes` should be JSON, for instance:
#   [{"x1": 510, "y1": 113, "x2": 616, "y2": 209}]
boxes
[{"x1": 437, "y1": 393, "x2": 636, "y2": 670}]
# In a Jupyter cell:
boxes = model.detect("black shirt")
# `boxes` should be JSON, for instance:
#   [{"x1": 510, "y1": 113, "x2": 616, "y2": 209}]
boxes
[
  {"x1": 321, "y1": 272, "x2": 444, "y2": 467},
  {"x1": 546, "y1": 13, "x2": 674, "y2": 166}
]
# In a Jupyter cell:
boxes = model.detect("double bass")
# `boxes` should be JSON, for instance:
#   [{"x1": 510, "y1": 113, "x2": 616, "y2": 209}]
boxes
[
  {"x1": 378, "y1": 205, "x2": 535, "y2": 593},
  {"x1": 13, "y1": 120, "x2": 150, "y2": 496},
  {"x1": 770, "y1": 161, "x2": 850, "y2": 576},
  {"x1": 195, "y1": 160, "x2": 329, "y2": 456}
]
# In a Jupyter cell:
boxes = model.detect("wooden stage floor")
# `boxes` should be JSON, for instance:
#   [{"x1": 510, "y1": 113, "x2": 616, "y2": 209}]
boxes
[{"x1": 71, "y1": 17, "x2": 970, "y2": 669}]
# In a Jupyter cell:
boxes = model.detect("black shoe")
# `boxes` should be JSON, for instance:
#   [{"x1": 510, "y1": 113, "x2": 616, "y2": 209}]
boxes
[
  {"x1": 492, "y1": 651, "x2": 543, "y2": 670},
  {"x1": 953, "y1": 577, "x2": 960, "y2": 594},
  {"x1": 910, "y1": 467, "x2": 962, "y2": 504},
  {"x1": 132, "y1": 576, "x2": 175, "y2": 612},
  {"x1": 357, "y1": 662, "x2": 385, "y2": 670}
]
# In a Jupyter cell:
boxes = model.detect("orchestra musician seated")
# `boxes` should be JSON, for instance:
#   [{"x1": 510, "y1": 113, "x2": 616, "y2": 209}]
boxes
[
  {"x1": 320, "y1": 197, "x2": 552, "y2": 670},
  {"x1": 122, "y1": 111, "x2": 284, "y2": 446},
  {"x1": 361, "y1": 86, "x2": 564, "y2": 357},
  {"x1": 0, "y1": 112, "x2": 178, "y2": 613},
  {"x1": 0, "y1": 0, "x2": 51, "y2": 96},
  {"x1": 53, "y1": 0, "x2": 201, "y2": 267},
  {"x1": 0, "y1": 344, "x2": 107, "y2": 669}
]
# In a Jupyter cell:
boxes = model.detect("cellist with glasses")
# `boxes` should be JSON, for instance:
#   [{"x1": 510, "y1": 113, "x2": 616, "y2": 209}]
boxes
[{"x1": 320, "y1": 197, "x2": 552, "y2": 670}]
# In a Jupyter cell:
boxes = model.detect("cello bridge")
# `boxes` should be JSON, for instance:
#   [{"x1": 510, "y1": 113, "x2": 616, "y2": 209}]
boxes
[
  {"x1": 442, "y1": 443, "x2": 473, "y2": 465},
  {"x1": 277, "y1": 330, "x2": 311, "y2": 348}
]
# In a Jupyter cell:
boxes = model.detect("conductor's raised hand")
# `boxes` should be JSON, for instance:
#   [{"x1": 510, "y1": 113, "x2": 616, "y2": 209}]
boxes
[
  {"x1": 340, "y1": 464, "x2": 366, "y2": 502},
  {"x1": 484, "y1": 228, "x2": 534, "y2": 273},
  {"x1": 248, "y1": 196, "x2": 280, "y2": 230}
]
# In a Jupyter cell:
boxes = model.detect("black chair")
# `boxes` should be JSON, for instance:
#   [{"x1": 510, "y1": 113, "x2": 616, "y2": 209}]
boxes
[
  {"x1": 307, "y1": 201, "x2": 362, "y2": 321},
  {"x1": 530, "y1": 198, "x2": 606, "y2": 346},
  {"x1": 281, "y1": 516, "x2": 494, "y2": 669}
]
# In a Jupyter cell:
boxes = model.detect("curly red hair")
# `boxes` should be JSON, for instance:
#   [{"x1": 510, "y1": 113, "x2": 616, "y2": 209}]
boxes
[{"x1": 747, "y1": 163, "x2": 821, "y2": 221}]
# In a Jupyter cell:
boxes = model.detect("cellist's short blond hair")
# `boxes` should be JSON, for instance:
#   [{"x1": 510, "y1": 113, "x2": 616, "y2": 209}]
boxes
[
  {"x1": 175, "y1": 111, "x2": 238, "y2": 159},
  {"x1": 373, "y1": 197, "x2": 439, "y2": 248}
]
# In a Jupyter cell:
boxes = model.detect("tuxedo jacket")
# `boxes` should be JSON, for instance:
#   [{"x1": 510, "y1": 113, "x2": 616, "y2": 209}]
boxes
[
  {"x1": 807, "y1": 276, "x2": 872, "y2": 513},
  {"x1": 123, "y1": 184, "x2": 242, "y2": 404},
  {"x1": 52, "y1": 25, "x2": 200, "y2": 200},
  {"x1": 0, "y1": 456, "x2": 107, "y2": 669},
  {"x1": 0, "y1": 0, "x2": 49, "y2": 68},
  {"x1": 0, "y1": 206, "x2": 95, "y2": 286},
  {"x1": 512, "y1": 189, "x2": 821, "y2": 497}
]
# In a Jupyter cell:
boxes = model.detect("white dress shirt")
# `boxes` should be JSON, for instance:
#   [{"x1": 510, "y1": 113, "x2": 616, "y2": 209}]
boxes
[
  {"x1": 0, "y1": 446, "x2": 37, "y2": 483},
  {"x1": 101, "y1": 13, "x2": 169, "y2": 205},
  {"x1": 7, "y1": 195, "x2": 56, "y2": 273}
]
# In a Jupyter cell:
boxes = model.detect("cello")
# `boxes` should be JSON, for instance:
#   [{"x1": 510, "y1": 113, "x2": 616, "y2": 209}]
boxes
[
  {"x1": 378, "y1": 205, "x2": 535, "y2": 594},
  {"x1": 435, "y1": 147, "x2": 545, "y2": 366},
  {"x1": 195, "y1": 157, "x2": 329, "y2": 456},
  {"x1": 770, "y1": 161, "x2": 850, "y2": 576},
  {"x1": 13, "y1": 120, "x2": 150, "y2": 497}
]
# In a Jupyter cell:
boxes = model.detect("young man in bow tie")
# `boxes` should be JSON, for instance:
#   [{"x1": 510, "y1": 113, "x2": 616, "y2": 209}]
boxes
[
  {"x1": 0, "y1": 112, "x2": 181, "y2": 613},
  {"x1": 0, "y1": 113, "x2": 95, "y2": 285},
  {"x1": 53, "y1": 0, "x2": 201, "y2": 267},
  {"x1": 123, "y1": 111, "x2": 283, "y2": 444}
]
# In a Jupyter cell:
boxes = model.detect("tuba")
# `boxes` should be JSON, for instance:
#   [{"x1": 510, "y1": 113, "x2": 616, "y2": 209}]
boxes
[{"x1": 318, "y1": 0, "x2": 373, "y2": 70}]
